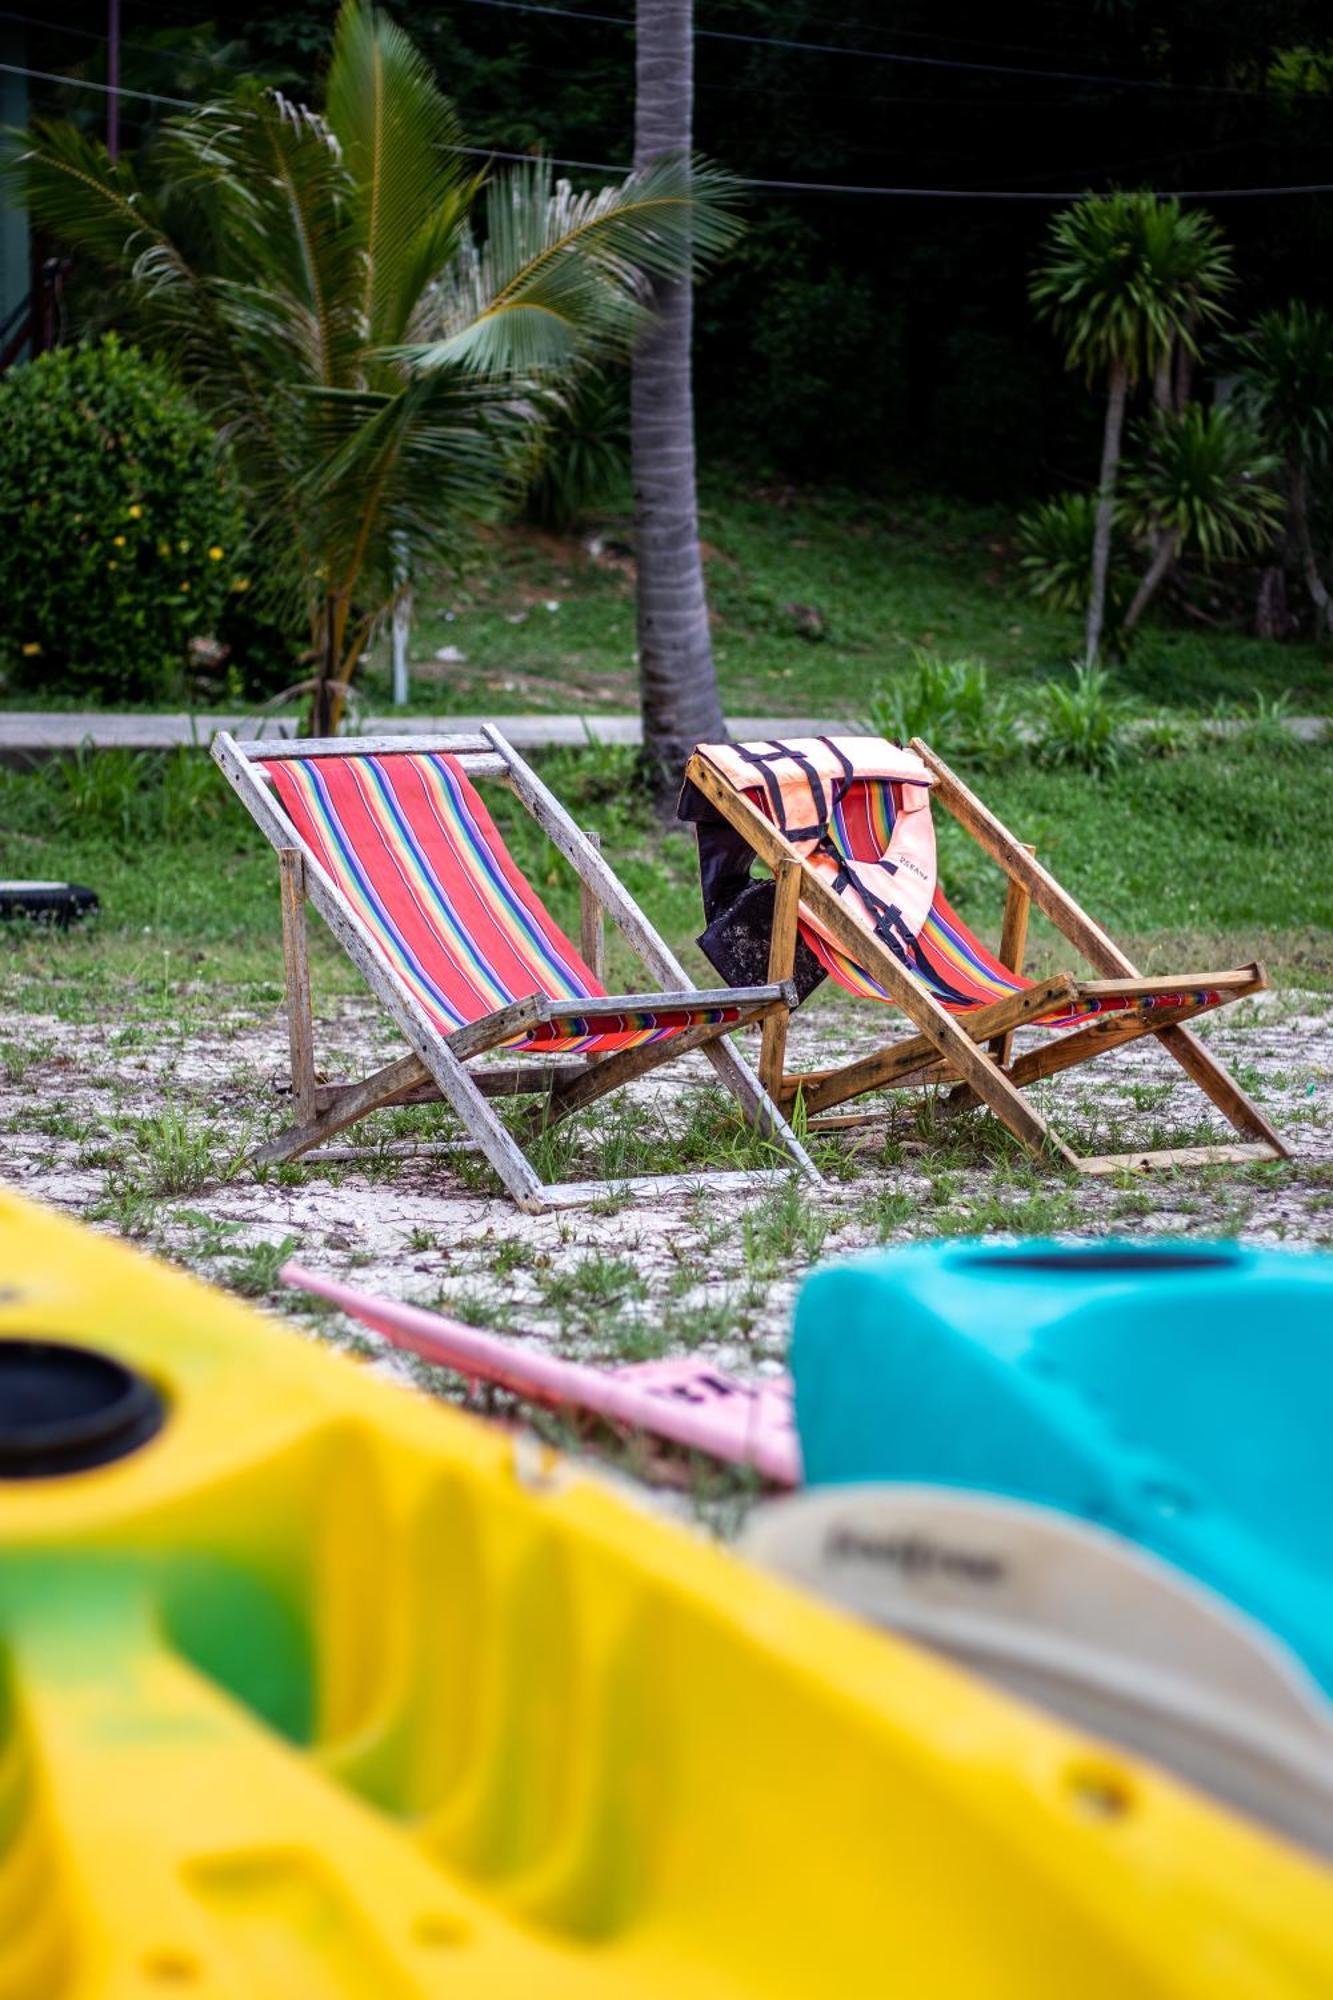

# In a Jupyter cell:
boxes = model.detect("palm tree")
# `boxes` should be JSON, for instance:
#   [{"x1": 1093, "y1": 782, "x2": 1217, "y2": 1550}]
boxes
[
  {"x1": 1232, "y1": 302, "x2": 1333, "y2": 637},
  {"x1": 1032, "y1": 194, "x2": 1233, "y2": 667},
  {"x1": 1117, "y1": 404, "x2": 1281, "y2": 632},
  {"x1": 14, "y1": 0, "x2": 739, "y2": 732},
  {"x1": 632, "y1": 0, "x2": 726, "y2": 806}
]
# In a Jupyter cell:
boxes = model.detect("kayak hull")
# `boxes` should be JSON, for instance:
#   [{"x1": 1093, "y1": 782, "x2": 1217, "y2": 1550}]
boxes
[{"x1": 1, "y1": 1195, "x2": 1331, "y2": 1997}]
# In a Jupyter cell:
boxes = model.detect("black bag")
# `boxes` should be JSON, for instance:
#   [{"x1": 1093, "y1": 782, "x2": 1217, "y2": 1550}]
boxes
[
  {"x1": 696, "y1": 876, "x2": 826, "y2": 1000},
  {"x1": 678, "y1": 771, "x2": 827, "y2": 1002}
]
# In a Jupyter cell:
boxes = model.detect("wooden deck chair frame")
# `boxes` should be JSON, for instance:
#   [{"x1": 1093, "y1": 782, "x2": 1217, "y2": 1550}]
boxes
[
  {"x1": 683, "y1": 736, "x2": 1287, "y2": 1176},
  {"x1": 213, "y1": 726, "x2": 819, "y2": 1213}
]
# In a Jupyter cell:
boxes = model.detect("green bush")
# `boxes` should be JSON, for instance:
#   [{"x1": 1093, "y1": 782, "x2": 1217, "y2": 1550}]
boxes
[
  {"x1": 1031, "y1": 663, "x2": 1129, "y2": 773},
  {"x1": 0, "y1": 336, "x2": 248, "y2": 701},
  {"x1": 0, "y1": 746, "x2": 232, "y2": 852},
  {"x1": 868, "y1": 650, "x2": 1020, "y2": 769},
  {"x1": 1016, "y1": 492, "x2": 1133, "y2": 635},
  {"x1": 525, "y1": 371, "x2": 629, "y2": 532}
]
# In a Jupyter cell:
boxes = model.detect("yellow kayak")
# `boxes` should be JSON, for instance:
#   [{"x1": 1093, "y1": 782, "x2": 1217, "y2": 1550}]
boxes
[{"x1": 0, "y1": 1187, "x2": 1330, "y2": 1999}]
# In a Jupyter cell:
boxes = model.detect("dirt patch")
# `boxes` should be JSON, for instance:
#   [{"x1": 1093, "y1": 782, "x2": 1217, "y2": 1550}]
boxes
[{"x1": 4, "y1": 986, "x2": 1329, "y2": 1505}]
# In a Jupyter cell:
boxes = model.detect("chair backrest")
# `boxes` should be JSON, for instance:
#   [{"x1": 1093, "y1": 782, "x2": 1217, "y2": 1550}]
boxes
[
  {"x1": 260, "y1": 748, "x2": 603, "y2": 1034},
  {"x1": 691, "y1": 737, "x2": 1032, "y2": 1014}
]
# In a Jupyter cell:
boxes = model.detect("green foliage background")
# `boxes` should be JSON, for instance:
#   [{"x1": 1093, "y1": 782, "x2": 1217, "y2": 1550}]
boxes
[
  {"x1": 0, "y1": 337, "x2": 248, "y2": 700},
  {"x1": 26, "y1": 0, "x2": 1333, "y2": 498}
]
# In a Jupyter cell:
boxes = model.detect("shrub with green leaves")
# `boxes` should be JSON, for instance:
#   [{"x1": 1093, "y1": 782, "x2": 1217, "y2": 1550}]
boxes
[
  {"x1": 868, "y1": 649, "x2": 1020, "y2": 768},
  {"x1": 525, "y1": 370, "x2": 629, "y2": 531},
  {"x1": 0, "y1": 336, "x2": 248, "y2": 700},
  {"x1": 1031, "y1": 662, "x2": 1129, "y2": 773},
  {"x1": 1016, "y1": 492, "x2": 1132, "y2": 630}
]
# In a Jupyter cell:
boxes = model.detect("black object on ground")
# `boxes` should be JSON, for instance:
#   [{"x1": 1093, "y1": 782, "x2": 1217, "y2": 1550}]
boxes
[{"x1": 0, "y1": 882, "x2": 99, "y2": 928}]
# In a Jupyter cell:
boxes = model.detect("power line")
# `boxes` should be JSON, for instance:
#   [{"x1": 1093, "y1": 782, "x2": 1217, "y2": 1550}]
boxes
[
  {"x1": 0, "y1": 61, "x2": 628, "y2": 167},
  {"x1": 0, "y1": 60, "x2": 195, "y2": 110},
  {"x1": 455, "y1": 0, "x2": 1287, "y2": 101},
  {"x1": 745, "y1": 174, "x2": 1333, "y2": 199},
  {"x1": 19, "y1": 0, "x2": 1314, "y2": 114},
  {"x1": 696, "y1": 0, "x2": 1112, "y2": 65},
  {"x1": 0, "y1": 7, "x2": 233, "y2": 65},
  {"x1": 4, "y1": 61, "x2": 1330, "y2": 200}
]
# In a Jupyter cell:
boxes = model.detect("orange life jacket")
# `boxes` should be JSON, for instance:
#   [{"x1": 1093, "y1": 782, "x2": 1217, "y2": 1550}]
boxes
[{"x1": 693, "y1": 737, "x2": 939, "y2": 965}]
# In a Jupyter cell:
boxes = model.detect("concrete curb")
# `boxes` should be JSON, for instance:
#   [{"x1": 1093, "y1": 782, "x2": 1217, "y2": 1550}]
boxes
[
  {"x1": 0, "y1": 709, "x2": 1327, "y2": 755},
  {"x1": 0, "y1": 712, "x2": 855, "y2": 755}
]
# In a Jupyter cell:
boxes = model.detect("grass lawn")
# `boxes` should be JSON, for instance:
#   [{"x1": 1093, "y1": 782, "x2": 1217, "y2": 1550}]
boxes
[
  {"x1": 6, "y1": 477, "x2": 1330, "y2": 722},
  {"x1": 351, "y1": 477, "x2": 1333, "y2": 721},
  {"x1": 4, "y1": 736, "x2": 1329, "y2": 1001}
]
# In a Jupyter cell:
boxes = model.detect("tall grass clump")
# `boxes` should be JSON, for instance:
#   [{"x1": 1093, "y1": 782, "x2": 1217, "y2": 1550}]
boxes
[
  {"x1": 1031, "y1": 663, "x2": 1129, "y2": 772},
  {"x1": 868, "y1": 650, "x2": 1021, "y2": 768}
]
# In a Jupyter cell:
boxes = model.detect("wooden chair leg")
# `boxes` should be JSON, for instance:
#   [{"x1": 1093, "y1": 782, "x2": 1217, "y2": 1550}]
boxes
[
  {"x1": 760, "y1": 860, "x2": 802, "y2": 1103},
  {"x1": 279, "y1": 848, "x2": 317, "y2": 1126},
  {"x1": 255, "y1": 1053, "x2": 430, "y2": 1166},
  {"x1": 914, "y1": 739, "x2": 1289, "y2": 1159},
  {"x1": 521, "y1": 999, "x2": 784, "y2": 1140},
  {"x1": 991, "y1": 843, "x2": 1034, "y2": 1069}
]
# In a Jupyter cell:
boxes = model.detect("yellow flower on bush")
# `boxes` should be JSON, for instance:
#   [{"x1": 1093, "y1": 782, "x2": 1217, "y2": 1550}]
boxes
[
  {"x1": 208, "y1": 545, "x2": 224, "y2": 561},
  {"x1": 179, "y1": 580, "x2": 190, "y2": 592},
  {"x1": 178, "y1": 540, "x2": 190, "y2": 553},
  {"x1": 128, "y1": 504, "x2": 142, "y2": 520},
  {"x1": 107, "y1": 559, "x2": 118, "y2": 571},
  {"x1": 231, "y1": 576, "x2": 251, "y2": 593},
  {"x1": 21, "y1": 641, "x2": 41, "y2": 657},
  {"x1": 112, "y1": 534, "x2": 126, "y2": 548}
]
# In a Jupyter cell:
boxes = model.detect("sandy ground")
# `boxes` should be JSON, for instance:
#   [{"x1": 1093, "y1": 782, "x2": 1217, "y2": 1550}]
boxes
[{"x1": 5, "y1": 987, "x2": 1329, "y2": 1465}]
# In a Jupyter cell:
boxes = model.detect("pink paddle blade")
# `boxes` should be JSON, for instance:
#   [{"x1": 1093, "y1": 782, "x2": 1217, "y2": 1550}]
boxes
[{"x1": 280, "y1": 1264, "x2": 801, "y2": 1486}]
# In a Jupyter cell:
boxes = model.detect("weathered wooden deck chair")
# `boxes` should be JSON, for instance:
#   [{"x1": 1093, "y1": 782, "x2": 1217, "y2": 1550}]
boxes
[
  {"x1": 680, "y1": 735, "x2": 1286, "y2": 1174},
  {"x1": 212, "y1": 727, "x2": 817, "y2": 1211}
]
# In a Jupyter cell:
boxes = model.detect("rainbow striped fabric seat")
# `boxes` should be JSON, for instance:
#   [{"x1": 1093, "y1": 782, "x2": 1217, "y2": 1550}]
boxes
[
  {"x1": 262, "y1": 750, "x2": 741, "y2": 1056},
  {"x1": 692, "y1": 739, "x2": 1216, "y2": 1027}
]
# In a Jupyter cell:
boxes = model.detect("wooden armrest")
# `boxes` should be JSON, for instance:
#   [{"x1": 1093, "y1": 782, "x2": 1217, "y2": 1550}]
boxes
[
  {"x1": 448, "y1": 984, "x2": 797, "y2": 1063},
  {"x1": 1077, "y1": 965, "x2": 1266, "y2": 1001}
]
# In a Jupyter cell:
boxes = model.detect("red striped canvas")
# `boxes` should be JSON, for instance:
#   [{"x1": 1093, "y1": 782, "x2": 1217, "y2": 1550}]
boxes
[{"x1": 262, "y1": 751, "x2": 739, "y2": 1055}]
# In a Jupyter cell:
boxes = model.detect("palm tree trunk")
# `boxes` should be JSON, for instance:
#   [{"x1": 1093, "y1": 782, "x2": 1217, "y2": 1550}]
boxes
[
  {"x1": 1086, "y1": 357, "x2": 1128, "y2": 668},
  {"x1": 312, "y1": 594, "x2": 338, "y2": 737},
  {"x1": 1290, "y1": 460, "x2": 1333, "y2": 636},
  {"x1": 632, "y1": 0, "x2": 725, "y2": 808},
  {"x1": 1153, "y1": 341, "x2": 1174, "y2": 413},
  {"x1": 1122, "y1": 526, "x2": 1181, "y2": 632}
]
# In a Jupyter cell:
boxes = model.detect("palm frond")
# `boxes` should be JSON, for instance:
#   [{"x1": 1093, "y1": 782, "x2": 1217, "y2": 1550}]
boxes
[
  {"x1": 324, "y1": 0, "x2": 472, "y2": 351},
  {"x1": 1230, "y1": 301, "x2": 1333, "y2": 467},
  {"x1": 1120, "y1": 405, "x2": 1282, "y2": 564},
  {"x1": 295, "y1": 369, "x2": 542, "y2": 653},
  {"x1": 396, "y1": 154, "x2": 742, "y2": 377},
  {"x1": 157, "y1": 88, "x2": 364, "y2": 391},
  {"x1": 11, "y1": 120, "x2": 169, "y2": 276}
]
